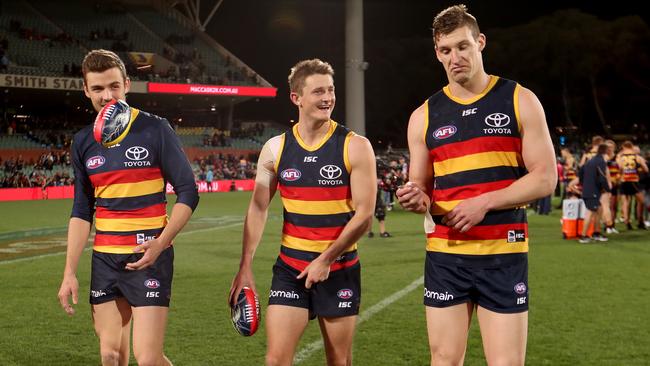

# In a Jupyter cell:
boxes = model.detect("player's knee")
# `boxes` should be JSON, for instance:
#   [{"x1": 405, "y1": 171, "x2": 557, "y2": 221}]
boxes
[
  {"x1": 429, "y1": 346, "x2": 463, "y2": 366},
  {"x1": 325, "y1": 355, "x2": 351, "y2": 366},
  {"x1": 100, "y1": 349, "x2": 121, "y2": 365},
  {"x1": 485, "y1": 355, "x2": 525, "y2": 366},
  {"x1": 134, "y1": 352, "x2": 164, "y2": 366},
  {"x1": 265, "y1": 352, "x2": 290, "y2": 366},
  {"x1": 324, "y1": 347, "x2": 352, "y2": 366}
]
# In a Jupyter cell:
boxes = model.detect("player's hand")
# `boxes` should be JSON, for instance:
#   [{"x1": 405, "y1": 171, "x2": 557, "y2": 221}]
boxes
[
  {"x1": 57, "y1": 273, "x2": 79, "y2": 316},
  {"x1": 396, "y1": 182, "x2": 428, "y2": 213},
  {"x1": 442, "y1": 195, "x2": 489, "y2": 232},
  {"x1": 229, "y1": 267, "x2": 257, "y2": 306},
  {"x1": 297, "y1": 257, "x2": 330, "y2": 289},
  {"x1": 125, "y1": 238, "x2": 165, "y2": 271}
]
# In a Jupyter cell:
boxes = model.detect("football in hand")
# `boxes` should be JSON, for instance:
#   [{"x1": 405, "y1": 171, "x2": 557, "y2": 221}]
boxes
[{"x1": 231, "y1": 287, "x2": 260, "y2": 336}]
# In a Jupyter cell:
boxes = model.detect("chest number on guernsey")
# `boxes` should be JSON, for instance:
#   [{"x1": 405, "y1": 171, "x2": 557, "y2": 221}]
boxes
[{"x1": 304, "y1": 156, "x2": 318, "y2": 162}]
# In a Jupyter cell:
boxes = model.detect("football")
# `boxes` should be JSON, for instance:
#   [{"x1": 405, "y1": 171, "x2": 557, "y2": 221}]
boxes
[
  {"x1": 231, "y1": 287, "x2": 260, "y2": 336},
  {"x1": 93, "y1": 99, "x2": 133, "y2": 147}
]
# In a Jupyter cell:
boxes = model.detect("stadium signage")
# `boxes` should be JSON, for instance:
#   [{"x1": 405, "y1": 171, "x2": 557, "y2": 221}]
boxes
[
  {"x1": 148, "y1": 82, "x2": 277, "y2": 97},
  {"x1": 1, "y1": 74, "x2": 83, "y2": 90},
  {"x1": 0, "y1": 74, "x2": 148, "y2": 93}
]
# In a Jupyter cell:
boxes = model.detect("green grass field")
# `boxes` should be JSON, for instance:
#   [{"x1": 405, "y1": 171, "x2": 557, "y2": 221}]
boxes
[{"x1": 1, "y1": 192, "x2": 649, "y2": 365}]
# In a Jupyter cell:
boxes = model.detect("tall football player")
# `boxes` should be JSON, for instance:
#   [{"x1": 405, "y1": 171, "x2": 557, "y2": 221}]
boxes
[
  {"x1": 396, "y1": 5, "x2": 556, "y2": 366},
  {"x1": 57, "y1": 49, "x2": 199, "y2": 366},
  {"x1": 229, "y1": 59, "x2": 376, "y2": 366}
]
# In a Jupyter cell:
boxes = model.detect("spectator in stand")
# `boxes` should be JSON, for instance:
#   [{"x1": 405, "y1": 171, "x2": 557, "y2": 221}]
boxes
[{"x1": 206, "y1": 168, "x2": 214, "y2": 192}]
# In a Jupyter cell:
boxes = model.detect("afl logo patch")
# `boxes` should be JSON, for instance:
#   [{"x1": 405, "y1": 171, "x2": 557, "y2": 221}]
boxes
[
  {"x1": 281, "y1": 168, "x2": 301, "y2": 181},
  {"x1": 337, "y1": 289, "x2": 353, "y2": 299},
  {"x1": 433, "y1": 125, "x2": 457, "y2": 140},
  {"x1": 514, "y1": 282, "x2": 527, "y2": 295},
  {"x1": 86, "y1": 155, "x2": 105, "y2": 169},
  {"x1": 144, "y1": 279, "x2": 160, "y2": 289}
]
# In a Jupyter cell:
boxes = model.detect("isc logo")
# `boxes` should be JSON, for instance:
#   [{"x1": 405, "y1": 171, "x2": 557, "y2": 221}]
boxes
[
  {"x1": 433, "y1": 125, "x2": 457, "y2": 140},
  {"x1": 280, "y1": 168, "x2": 301, "y2": 181},
  {"x1": 517, "y1": 296, "x2": 527, "y2": 305},
  {"x1": 146, "y1": 292, "x2": 160, "y2": 298},
  {"x1": 304, "y1": 156, "x2": 318, "y2": 162},
  {"x1": 462, "y1": 108, "x2": 477, "y2": 116},
  {"x1": 338, "y1": 302, "x2": 352, "y2": 308}
]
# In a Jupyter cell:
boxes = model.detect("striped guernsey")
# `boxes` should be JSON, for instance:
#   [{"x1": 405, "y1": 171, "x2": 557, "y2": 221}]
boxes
[
  {"x1": 275, "y1": 121, "x2": 358, "y2": 271},
  {"x1": 71, "y1": 108, "x2": 198, "y2": 254},
  {"x1": 424, "y1": 76, "x2": 529, "y2": 255}
]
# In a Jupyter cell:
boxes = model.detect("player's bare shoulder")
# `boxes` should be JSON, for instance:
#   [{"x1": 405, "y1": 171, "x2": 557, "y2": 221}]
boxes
[
  {"x1": 255, "y1": 134, "x2": 285, "y2": 187},
  {"x1": 347, "y1": 133, "x2": 374, "y2": 169}
]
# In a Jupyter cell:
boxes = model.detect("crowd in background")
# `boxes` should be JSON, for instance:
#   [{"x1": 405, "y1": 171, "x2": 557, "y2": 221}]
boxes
[
  {"x1": 194, "y1": 153, "x2": 257, "y2": 181},
  {"x1": 0, "y1": 151, "x2": 73, "y2": 188}
]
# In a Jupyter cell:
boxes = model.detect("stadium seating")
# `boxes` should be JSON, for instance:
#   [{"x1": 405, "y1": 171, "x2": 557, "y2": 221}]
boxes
[{"x1": 1, "y1": 0, "x2": 266, "y2": 87}]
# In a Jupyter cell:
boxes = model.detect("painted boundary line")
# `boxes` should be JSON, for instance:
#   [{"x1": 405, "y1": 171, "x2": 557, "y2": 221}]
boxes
[
  {"x1": 294, "y1": 276, "x2": 425, "y2": 364},
  {"x1": 0, "y1": 220, "x2": 244, "y2": 265}
]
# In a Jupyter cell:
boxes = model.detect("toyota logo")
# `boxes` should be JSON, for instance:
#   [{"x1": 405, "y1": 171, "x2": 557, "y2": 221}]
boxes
[
  {"x1": 125, "y1": 146, "x2": 149, "y2": 161},
  {"x1": 484, "y1": 113, "x2": 511, "y2": 128},
  {"x1": 320, "y1": 165, "x2": 342, "y2": 179}
]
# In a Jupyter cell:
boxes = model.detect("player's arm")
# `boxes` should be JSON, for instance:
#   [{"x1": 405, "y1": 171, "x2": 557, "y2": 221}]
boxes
[
  {"x1": 126, "y1": 120, "x2": 199, "y2": 270},
  {"x1": 58, "y1": 138, "x2": 94, "y2": 316},
  {"x1": 637, "y1": 155, "x2": 649, "y2": 173},
  {"x1": 396, "y1": 103, "x2": 432, "y2": 214},
  {"x1": 229, "y1": 137, "x2": 280, "y2": 304},
  {"x1": 578, "y1": 153, "x2": 588, "y2": 167},
  {"x1": 444, "y1": 86, "x2": 557, "y2": 232},
  {"x1": 297, "y1": 134, "x2": 376, "y2": 289}
]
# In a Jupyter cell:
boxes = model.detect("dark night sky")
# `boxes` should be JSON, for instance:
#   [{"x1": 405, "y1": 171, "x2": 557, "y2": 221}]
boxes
[{"x1": 204, "y1": 1, "x2": 649, "y2": 146}]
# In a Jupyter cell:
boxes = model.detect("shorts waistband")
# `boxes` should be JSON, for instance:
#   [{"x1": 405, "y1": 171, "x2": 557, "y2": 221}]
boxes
[
  {"x1": 426, "y1": 251, "x2": 526, "y2": 268},
  {"x1": 280, "y1": 246, "x2": 358, "y2": 272}
]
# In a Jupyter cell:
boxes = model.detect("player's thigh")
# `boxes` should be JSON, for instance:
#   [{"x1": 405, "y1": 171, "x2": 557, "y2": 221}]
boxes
[
  {"x1": 92, "y1": 297, "x2": 132, "y2": 349},
  {"x1": 318, "y1": 315, "x2": 357, "y2": 361},
  {"x1": 131, "y1": 306, "x2": 169, "y2": 358},
  {"x1": 266, "y1": 305, "x2": 309, "y2": 357},
  {"x1": 425, "y1": 303, "x2": 473, "y2": 360},
  {"x1": 477, "y1": 306, "x2": 527, "y2": 366}
]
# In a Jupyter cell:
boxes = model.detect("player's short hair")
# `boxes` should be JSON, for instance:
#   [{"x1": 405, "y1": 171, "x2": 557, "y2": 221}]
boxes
[
  {"x1": 288, "y1": 58, "x2": 334, "y2": 95},
  {"x1": 432, "y1": 4, "x2": 480, "y2": 46},
  {"x1": 591, "y1": 135, "x2": 604, "y2": 145},
  {"x1": 82, "y1": 49, "x2": 128, "y2": 83},
  {"x1": 622, "y1": 140, "x2": 634, "y2": 149}
]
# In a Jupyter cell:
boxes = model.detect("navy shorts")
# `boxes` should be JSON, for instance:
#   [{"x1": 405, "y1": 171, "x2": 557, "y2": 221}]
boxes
[
  {"x1": 620, "y1": 182, "x2": 640, "y2": 196},
  {"x1": 90, "y1": 246, "x2": 174, "y2": 307},
  {"x1": 424, "y1": 252, "x2": 528, "y2": 313},
  {"x1": 268, "y1": 256, "x2": 361, "y2": 318},
  {"x1": 583, "y1": 197, "x2": 601, "y2": 211}
]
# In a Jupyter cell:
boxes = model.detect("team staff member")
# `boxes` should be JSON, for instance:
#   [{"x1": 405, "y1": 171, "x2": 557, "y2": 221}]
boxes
[
  {"x1": 57, "y1": 49, "x2": 198, "y2": 366},
  {"x1": 578, "y1": 144, "x2": 611, "y2": 243},
  {"x1": 229, "y1": 59, "x2": 376, "y2": 366},
  {"x1": 396, "y1": 5, "x2": 556, "y2": 366},
  {"x1": 617, "y1": 141, "x2": 649, "y2": 230}
]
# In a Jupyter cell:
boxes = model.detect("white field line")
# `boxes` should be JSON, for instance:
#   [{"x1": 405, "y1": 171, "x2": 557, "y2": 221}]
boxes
[
  {"x1": 294, "y1": 276, "x2": 424, "y2": 364},
  {"x1": 0, "y1": 220, "x2": 244, "y2": 265}
]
